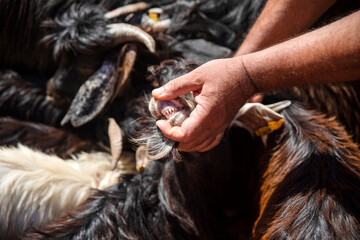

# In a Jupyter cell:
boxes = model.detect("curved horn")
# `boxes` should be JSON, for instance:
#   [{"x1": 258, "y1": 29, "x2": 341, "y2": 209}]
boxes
[
  {"x1": 107, "y1": 23, "x2": 155, "y2": 52},
  {"x1": 105, "y1": 2, "x2": 148, "y2": 19},
  {"x1": 149, "y1": 19, "x2": 171, "y2": 33},
  {"x1": 148, "y1": 8, "x2": 164, "y2": 15}
]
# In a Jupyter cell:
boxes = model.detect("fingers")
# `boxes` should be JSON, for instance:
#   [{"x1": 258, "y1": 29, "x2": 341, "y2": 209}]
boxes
[
  {"x1": 156, "y1": 117, "x2": 210, "y2": 147},
  {"x1": 157, "y1": 118, "x2": 224, "y2": 152},
  {"x1": 199, "y1": 133, "x2": 223, "y2": 152},
  {"x1": 152, "y1": 72, "x2": 202, "y2": 101},
  {"x1": 247, "y1": 93, "x2": 264, "y2": 103},
  {"x1": 178, "y1": 133, "x2": 224, "y2": 152},
  {"x1": 156, "y1": 120, "x2": 185, "y2": 141}
]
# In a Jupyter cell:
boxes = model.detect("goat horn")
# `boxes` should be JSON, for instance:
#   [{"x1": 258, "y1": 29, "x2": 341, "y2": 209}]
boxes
[
  {"x1": 107, "y1": 23, "x2": 156, "y2": 52},
  {"x1": 104, "y1": 2, "x2": 148, "y2": 19},
  {"x1": 108, "y1": 118, "x2": 123, "y2": 170},
  {"x1": 148, "y1": 19, "x2": 171, "y2": 33},
  {"x1": 148, "y1": 8, "x2": 163, "y2": 15}
]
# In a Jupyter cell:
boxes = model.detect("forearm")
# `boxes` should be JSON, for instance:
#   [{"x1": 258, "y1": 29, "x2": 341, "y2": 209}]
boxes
[
  {"x1": 239, "y1": 10, "x2": 360, "y2": 92},
  {"x1": 235, "y1": 0, "x2": 336, "y2": 56}
]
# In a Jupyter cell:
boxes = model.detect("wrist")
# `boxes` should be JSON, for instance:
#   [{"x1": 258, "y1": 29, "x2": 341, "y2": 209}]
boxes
[
  {"x1": 240, "y1": 57, "x2": 258, "y2": 94},
  {"x1": 232, "y1": 56, "x2": 258, "y2": 100}
]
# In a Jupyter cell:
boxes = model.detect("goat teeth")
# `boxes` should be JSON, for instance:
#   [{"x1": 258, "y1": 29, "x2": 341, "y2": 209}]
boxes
[{"x1": 162, "y1": 107, "x2": 177, "y2": 119}]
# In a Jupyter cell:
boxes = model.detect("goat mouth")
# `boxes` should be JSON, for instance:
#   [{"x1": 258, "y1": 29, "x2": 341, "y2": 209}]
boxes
[
  {"x1": 161, "y1": 106, "x2": 181, "y2": 120},
  {"x1": 149, "y1": 97, "x2": 193, "y2": 126}
]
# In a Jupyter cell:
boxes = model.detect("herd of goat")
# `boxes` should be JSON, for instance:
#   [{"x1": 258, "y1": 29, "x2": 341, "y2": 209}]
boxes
[{"x1": 1, "y1": 0, "x2": 360, "y2": 239}]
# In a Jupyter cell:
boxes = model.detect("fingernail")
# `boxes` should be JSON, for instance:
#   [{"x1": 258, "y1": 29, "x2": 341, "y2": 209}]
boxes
[{"x1": 153, "y1": 87, "x2": 164, "y2": 96}]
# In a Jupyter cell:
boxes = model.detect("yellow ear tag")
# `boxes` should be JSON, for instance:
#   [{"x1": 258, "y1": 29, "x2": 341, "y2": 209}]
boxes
[
  {"x1": 137, "y1": 164, "x2": 147, "y2": 172},
  {"x1": 255, "y1": 126, "x2": 272, "y2": 136},
  {"x1": 148, "y1": 13, "x2": 159, "y2": 22},
  {"x1": 255, "y1": 119, "x2": 284, "y2": 136},
  {"x1": 268, "y1": 119, "x2": 284, "y2": 131}
]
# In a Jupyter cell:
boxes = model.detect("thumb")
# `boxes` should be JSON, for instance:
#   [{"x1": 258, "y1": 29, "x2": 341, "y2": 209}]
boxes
[
  {"x1": 156, "y1": 120, "x2": 184, "y2": 142},
  {"x1": 152, "y1": 72, "x2": 201, "y2": 101}
]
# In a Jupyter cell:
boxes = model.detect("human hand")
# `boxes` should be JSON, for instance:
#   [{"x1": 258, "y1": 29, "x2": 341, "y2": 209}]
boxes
[{"x1": 152, "y1": 57, "x2": 257, "y2": 152}]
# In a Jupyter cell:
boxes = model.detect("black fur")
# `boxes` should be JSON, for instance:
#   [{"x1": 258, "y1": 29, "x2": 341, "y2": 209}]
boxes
[
  {"x1": 25, "y1": 59, "x2": 239, "y2": 240},
  {"x1": 0, "y1": 70, "x2": 63, "y2": 125},
  {"x1": 0, "y1": 117, "x2": 103, "y2": 158},
  {"x1": 41, "y1": 3, "x2": 110, "y2": 59}
]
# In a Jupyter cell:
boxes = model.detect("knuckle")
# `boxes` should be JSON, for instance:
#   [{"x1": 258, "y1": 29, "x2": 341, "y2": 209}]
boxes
[
  {"x1": 167, "y1": 79, "x2": 180, "y2": 92},
  {"x1": 192, "y1": 72, "x2": 203, "y2": 87}
]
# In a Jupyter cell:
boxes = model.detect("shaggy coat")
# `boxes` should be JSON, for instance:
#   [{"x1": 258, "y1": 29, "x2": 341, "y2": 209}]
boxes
[
  {"x1": 25, "y1": 102, "x2": 360, "y2": 239},
  {"x1": 25, "y1": 136, "x2": 235, "y2": 240},
  {"x1": 0, "y1": 0, "x2": 116, "y2": 76},
  {"x1": 0, "y1": 70, "x2": 63, "y2": 125},
  {"x1": 25, "y1": 59, "x2": 360, "y2": 239},
  {"x1": 24, "y1": 59, "x2": 240, "y2": 240},
  {"x1": 0, "y1": 144, "x2": 135, "y2": 240},
  {"x1": 253, "y1": 103, "x2": 360, "y2": 239}
]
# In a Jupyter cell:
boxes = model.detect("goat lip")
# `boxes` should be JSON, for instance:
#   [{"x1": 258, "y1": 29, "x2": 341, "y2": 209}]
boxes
[
  {"x1": 155, "y1": 99, "x2": 182, "y2": 118},
  {"x1": 150, "y1": 98, "x2": 191, "y2": 126}
]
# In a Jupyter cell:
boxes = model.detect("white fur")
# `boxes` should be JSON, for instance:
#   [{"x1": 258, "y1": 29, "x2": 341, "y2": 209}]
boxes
[{"x1": 0, "y1": 144, "x2": 135, "y2": 234}]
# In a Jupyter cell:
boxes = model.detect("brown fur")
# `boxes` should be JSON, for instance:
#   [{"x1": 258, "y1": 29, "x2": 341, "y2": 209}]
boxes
[
  {"x1": 253, "y1": 103, "x2": 360, "y2": 239},
  {"x1": 265, "y1": 82, "x2": 360, "y2": 143}
]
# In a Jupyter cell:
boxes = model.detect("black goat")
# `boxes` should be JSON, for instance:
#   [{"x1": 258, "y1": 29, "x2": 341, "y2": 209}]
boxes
[
  {"x1": 3, "y1": 1, "x2": 360, "y2": 239},
  {"x1": 0, "y1": 0, "x2": 269, "y2": 159},
  {"x1": 0, "y1": 0, "x2": 156, "y2": 123},
  {"x1": 0, "y1": 0, "x2": 164, "y2": 163},
  {"x1": 25, "y1": 59, "x2": 246, "y2": 240},
  {"x1": 23, "y1": 59, "x2": 360, "y2": 240}
]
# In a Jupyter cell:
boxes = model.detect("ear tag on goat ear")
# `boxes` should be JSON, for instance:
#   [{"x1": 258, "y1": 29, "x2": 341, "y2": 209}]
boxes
[
  {"x1": 255, "y1": 119, "x2": 284, "y2": 136},
  {"x1": 148, "y1": 13, "x2": 158, "y2": 22},
  {"x1": 136, "y1": 145, "x2": 151, "y2": 172},
  {"x1": 268, "y1": 119, "x2": 284, "y2": 131},
  {"x1": 137, "y1": 164, "x2": 147, "y2": 172}
]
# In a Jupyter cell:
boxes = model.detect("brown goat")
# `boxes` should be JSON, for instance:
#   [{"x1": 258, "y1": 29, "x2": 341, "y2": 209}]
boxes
[{"x1": 252, "y1": 102, "x2": 360, "y2": 239}]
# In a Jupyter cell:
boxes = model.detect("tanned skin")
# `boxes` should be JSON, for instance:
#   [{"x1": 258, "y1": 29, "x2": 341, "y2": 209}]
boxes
[
  {"x1": 235, "y1": 0, "x2": 337, "y2": 55},
  {"x1": 153, "y1": 0, "x2": 360, "y2": 152}
]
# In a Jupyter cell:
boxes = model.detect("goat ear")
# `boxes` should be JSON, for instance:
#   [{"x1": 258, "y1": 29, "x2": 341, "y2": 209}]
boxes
[
  {"x1": 110, "y1": 44, "x2": 137, "y2": 102},
  {"x1": 61, "y1": 60, "x2": 117, "y2": 127},
  {"x1": 108, "y1": 118, "x2": 124, "y2": 170},
  {"x1": 136, "y1": 145, "x2": 151, "y2": 172},
  {"x1": 230, "y1": 100, "x2": 291, "y2": 136}
]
